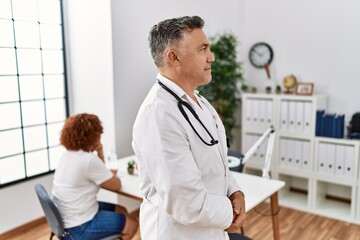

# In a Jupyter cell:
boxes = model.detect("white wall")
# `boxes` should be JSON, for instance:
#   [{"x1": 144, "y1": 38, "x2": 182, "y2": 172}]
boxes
[
  {"x1": 111, "y1": 0, "x2": 245, "y2": 156},
  {"x1": 241, "y1": 0, "x2": 360, "y2": 122}
]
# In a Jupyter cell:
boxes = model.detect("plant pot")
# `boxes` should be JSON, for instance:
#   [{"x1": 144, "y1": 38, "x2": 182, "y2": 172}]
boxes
[
  {"x1": 127, "y1": 167, "x2": 134, "y2": 175},
  {"x1": 275, "y1": 87, "x2": 282, "y2": 94},
  {"x1": 265, "y1": 87, "x2": 272, "y2": 94}
]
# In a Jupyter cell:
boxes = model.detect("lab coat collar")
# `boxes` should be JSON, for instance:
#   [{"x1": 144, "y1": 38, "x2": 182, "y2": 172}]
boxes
[
  {"x1": 157, "y1": 73, "x2": 202, "y2": 109},
  {"x1": 157, "y1": 73, "x2": 187, "y2": 100}
]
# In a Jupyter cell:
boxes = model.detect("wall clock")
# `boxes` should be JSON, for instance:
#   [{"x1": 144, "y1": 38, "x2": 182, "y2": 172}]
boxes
[{"x1": 249, "y1": 42, "x2": 274, "y2": 69}]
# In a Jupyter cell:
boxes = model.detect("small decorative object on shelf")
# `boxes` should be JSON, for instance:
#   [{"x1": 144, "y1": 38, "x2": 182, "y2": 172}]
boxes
[
  {"x1": 283, "y1": 74, "x2": 297, "y2": 94},
  {"x1": 265, "y1": 86, "x2": 272, "y2": 94},
  {"x1": 275, "y1": 85, "x2": 281, "y2": 94},
  {"x1": 127, "y1": 160, "x2": 135, "y2": 175},
  {"x1": 251, "y1": 87, "x2": 257, "y2": 93},
  {"x1": 241, "y1": 84, "x2": 249, "y2": 92},
  {"x1": 296, "y1": 82, "x2": 314, "y2": 96}
]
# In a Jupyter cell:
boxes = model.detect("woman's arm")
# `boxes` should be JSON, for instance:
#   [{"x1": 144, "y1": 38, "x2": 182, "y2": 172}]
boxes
[
  {"x1": 100, "y1": 170, "x2": 121, "y2": 192},
  {"x1": 94, "y1": 143, "x2": 105, "y2": 161}
]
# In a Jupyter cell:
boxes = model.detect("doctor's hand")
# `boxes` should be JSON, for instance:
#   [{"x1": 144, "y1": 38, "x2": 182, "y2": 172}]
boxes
[{"x1": 225, "y1": 191, "x2": 246, "y2": 233}]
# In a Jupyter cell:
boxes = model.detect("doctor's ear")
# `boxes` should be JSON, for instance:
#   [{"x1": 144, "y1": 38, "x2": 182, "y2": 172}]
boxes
[{"x1": 166, "y1": 50, "x2": 180, "y2": 66}]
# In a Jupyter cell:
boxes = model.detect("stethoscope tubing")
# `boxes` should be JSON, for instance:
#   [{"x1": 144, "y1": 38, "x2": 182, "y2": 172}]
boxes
[{"x1": 157, "y1": 80, "x2": 219, "y2": 146}]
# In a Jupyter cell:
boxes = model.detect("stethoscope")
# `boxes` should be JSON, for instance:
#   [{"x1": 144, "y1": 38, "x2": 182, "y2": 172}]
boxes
[{"x1": 157, "y1": 80, "x2": 219, "y2": 146}]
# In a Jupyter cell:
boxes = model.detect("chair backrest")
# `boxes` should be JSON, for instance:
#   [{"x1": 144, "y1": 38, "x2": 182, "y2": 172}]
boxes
[{"x1": 34, "y1": 184, "x2": 66, "y2": 239}]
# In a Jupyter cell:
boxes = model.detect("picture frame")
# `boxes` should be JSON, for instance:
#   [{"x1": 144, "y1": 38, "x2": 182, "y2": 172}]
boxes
[{"x1": 296, "y1": 82, "x2": 314, "y2": 96}]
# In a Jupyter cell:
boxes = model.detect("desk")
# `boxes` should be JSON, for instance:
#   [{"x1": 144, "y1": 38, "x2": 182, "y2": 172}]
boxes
[{"x1": 113, "y1": 156, "x2": 285, "y2": 240}]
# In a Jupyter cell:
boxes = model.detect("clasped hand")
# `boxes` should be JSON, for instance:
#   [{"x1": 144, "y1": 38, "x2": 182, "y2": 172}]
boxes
[{"x1": 225, "y1": 191, "x2": 246, "y2": 233}]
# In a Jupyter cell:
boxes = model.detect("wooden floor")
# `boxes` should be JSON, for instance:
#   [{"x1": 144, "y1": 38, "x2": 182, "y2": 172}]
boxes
[{"x1": 5, "y1": 202, "x2": 360, "y2": 240}]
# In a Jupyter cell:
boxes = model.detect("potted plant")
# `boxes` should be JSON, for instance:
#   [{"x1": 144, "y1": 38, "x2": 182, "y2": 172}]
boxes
[
  {"x1": 275, "y1": 85, "x2": 282, "y2": 94},
  {"x1": 198, "y1": 33, "x2": 244, "y2": 143},
  {"x1": 241, "y1": 83, "x2": 249, "y2": 93},
  {"x1": 127, "y1": 160, "x2": 135, "y2": 175},
  {"x1": 265, "y1": 86, "x2": 272, "y2": 94}
]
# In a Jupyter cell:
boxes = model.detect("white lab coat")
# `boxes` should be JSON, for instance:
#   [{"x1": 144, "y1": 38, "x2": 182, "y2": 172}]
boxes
[{"x1": 132, "y1": 74, "x2": 241, "y2": 240}]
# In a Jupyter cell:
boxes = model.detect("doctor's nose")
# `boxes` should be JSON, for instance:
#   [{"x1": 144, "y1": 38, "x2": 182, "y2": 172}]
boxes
[{"x1": 208, "y1": 51, "x2": 215, "y2": 63}]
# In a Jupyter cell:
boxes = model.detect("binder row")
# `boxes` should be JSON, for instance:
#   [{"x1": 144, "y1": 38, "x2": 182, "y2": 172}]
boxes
[
  {"x1": 279, "y1": 138, "x2": 311, "y2": 171},
  {"x1": 244, "y1": 134, "x2": 269, "y2": 165},
  {"x1": 315, "y1": 110, "x2": 345, "y2": 138},
  {"x1": 244, "y1": 99, "x2": 274, "y2": 129},
  {"x1": 317, "y1": 142, "x2": 354, "y2": 177},
  {"x1": 280, "y1": 100, "x2": 313, "y2": 133}
]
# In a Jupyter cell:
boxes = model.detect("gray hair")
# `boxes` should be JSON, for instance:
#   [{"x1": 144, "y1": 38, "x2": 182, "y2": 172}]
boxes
[{"x1": 148, "y1": 16, "x2": 205, "y2": 67}]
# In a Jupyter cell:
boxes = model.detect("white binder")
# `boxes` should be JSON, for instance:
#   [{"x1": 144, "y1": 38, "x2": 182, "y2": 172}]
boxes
[
  {"x1": 294, "y1": 139, "x2": 302, "y2": 169},
  {"x1": 280, "y1": 100, "x2": 288, "y2": 131},
  {"x1": 303, "y1": 101, "x2": 312, "y2": 133},
  {"x1": 287, "y1": 138, "x2": 295, "y2": 168},
  {"x1": 252, "y1": 100, "x2": 259, "y2": 128},
  {"x1": 245, "y1": 100, "x2": 253, "y2": 128},
  {"x1": 279, "y1": 138, "x2": 287, "y2": 167},
  {"x1": 295, "y1": 101, "x2": 304, "y2": 132},
  {"x1": 344, "y1": 145, "x2": 354, "y2": 177},
  {"x1": 259, "y1": 100, "x2": 267, "y2": 129},
  {"x1": 301, "y1": 140, "x2": 311, "y2": 171},
  {"x1": 288, "y1": 101, "x2": 296, "y2": 132},
  {"x1": 325, "y1": 143, "x2": 336, "y2": 175},
  {"x1": 335, "y1": 144, "x2": 345, "y2": 177},
  {"x1": 318, "y1": 143, "x2": 327, "y2": 174},
  {"x1": 265, "y1": 100, "x2": 273, "y2": 127}
]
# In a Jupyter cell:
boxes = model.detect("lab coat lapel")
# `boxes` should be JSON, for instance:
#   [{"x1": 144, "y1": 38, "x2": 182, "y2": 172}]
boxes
[{"x1": 200, "y1": 98, "x2": 228, "y2": 164}]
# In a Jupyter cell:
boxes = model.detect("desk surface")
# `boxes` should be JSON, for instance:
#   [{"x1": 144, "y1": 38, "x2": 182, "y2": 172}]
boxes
[{"x1": 114, "y1": 156, "x2": 285, "y2": 212}]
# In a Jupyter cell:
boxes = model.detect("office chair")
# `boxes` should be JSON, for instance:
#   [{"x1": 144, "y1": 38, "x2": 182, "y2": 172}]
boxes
[
  {"x1": 34, "y1": 184, "x2": 122, "y2": 240},
  {"x1": 228, "y1": 233, "x2": 252, "y2": 240}
]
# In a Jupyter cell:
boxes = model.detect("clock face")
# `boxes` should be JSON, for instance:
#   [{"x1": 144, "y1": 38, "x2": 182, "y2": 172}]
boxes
[{"x1": 249, "y1": 42, "x2": 274, "y2": 68}]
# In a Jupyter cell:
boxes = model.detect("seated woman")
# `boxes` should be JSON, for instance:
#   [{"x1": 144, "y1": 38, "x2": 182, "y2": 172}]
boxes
[{"x1": 52, "y1": 113, "x2": 138, "y2": 240}]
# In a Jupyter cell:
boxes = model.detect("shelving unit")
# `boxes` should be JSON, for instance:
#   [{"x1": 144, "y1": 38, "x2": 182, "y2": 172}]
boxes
[{"x1": 241, "y1": 92, "x2": 360, "y2": 224}]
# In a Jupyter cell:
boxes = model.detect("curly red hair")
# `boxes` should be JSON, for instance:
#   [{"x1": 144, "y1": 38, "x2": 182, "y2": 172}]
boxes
[{"x1": 60, "y1": 113, "x2": 103, "y2": 152}]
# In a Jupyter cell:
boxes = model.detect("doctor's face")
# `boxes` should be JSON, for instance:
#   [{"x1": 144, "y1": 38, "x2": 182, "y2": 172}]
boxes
[{"x1": 176, "y1": 28, "x2": 215, "y2": 88}]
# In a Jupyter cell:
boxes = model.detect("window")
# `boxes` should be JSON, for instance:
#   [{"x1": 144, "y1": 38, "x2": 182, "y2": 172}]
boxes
[{"x1": 0, "y1": 0, "x2": 68, "y2": 187}]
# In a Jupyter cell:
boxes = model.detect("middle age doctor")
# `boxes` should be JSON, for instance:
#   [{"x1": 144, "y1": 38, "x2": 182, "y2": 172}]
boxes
[{"x1": 132, "y1": 15, "x2": 245, "y2": 240}]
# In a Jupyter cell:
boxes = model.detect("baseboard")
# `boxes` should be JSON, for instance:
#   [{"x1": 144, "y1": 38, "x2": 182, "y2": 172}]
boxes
[{"x1": 0, "y1": 217, "x2": 46, "y2": 240}]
